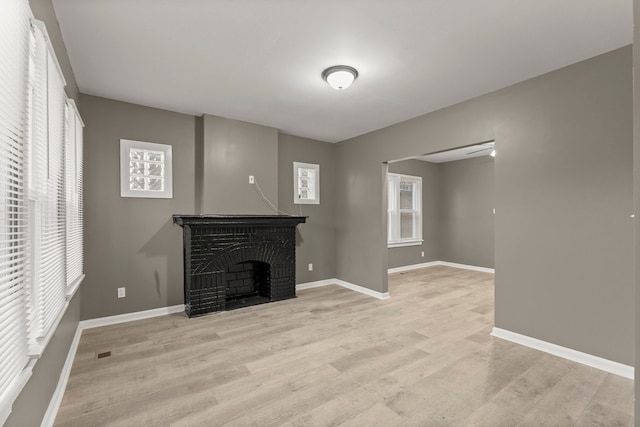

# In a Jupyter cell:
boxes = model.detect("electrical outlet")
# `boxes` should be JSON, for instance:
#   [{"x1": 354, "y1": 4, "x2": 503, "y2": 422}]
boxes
[
  {"x1": 117, "y1": 287, "x2": 126, "y2": 298},
  {"x1": 308, "y1": 263, "x2": 313, "y2": 271},
  {"x1": 249, "y1": 175, "x2": 255, "y2": 184},
  {"x1": 421, "y1": 251, "x2": 424, "y2": 257}
]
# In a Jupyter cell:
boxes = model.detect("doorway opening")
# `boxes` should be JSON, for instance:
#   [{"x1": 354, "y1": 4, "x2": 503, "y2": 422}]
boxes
[{"x1": 385, "y1": 140, "x2": 496, "y2": 276}]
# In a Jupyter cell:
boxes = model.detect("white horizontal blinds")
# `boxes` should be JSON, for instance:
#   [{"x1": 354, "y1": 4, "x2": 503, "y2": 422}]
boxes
[
  {"x1": 387, "y1": 175, "x2": 399, "y2": 242},
  {"x1": 36, "y1": 40, "x2": 67, "y2": 339},
  {"x1": 28, "y1": 20, "x2": 48, "y2": 346},
  {"x1": 399, "y1": 179, "x2": 417, "y2": 239},
  {"x1": 388, "y1": 173, "x2": 422, "y2": 244},
  {"x1": 0, "y1": 0, "x2": 31, "y2": 410},
  {"x1": 65, "y1": 100, "x2": 83, "y2": 291}
]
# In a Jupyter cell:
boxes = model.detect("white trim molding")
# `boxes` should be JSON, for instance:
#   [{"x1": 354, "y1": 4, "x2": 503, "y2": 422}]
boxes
[
  {"x1": 297, "y1": 279, "x2": 389, "y2": 300},
  {"x1": 296, "y1": 279, "x2": 337, "y2": 291},
  {"x1": 334, "y1": 279, "x2": 389, "y2": 299},
  {"x1": 388, "y1": 261, "x2": 440, "y2": 274},
  {"x1": 438, "y1": 261, "x2": 494, "y2": 273},
  {"x1": 388, "y1": 260, "x2": 495, "y2": 274},
  {"x1": 40, "y1": 326, "x2": 82, "y2": 427},
  {"x1": 491, "y1": 327, "x2": 634, "y2": 379},
  {"x1": 79, "y1": 305, "x2": 185, "y2": 331}
]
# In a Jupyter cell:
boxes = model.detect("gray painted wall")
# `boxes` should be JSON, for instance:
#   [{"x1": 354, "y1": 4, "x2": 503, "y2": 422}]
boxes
[
  {"x1": 278, "y1": 134, "x2": 336, "y2": 283},
  {"x1": 79, "y1": 94, "x2": 196, "y2": 320},
  {"x1": 8, "y1": 2, "x2": 83, "y2": 426},
  {"x1": 336, "y1": 46, "x2": 633, "y2": 365},
  {"x1": 80, "y1": 100, "x2": 332, "y2": 320},
  {"x1": 633, "y1": 0, "x2": 639, "y2": 422},
  {"x1": 387, "y1": 159, "x2": 440, "y2": 268},
  {"x1": 439, "y1": 156, "x2": 494, "y2": 268},
  {"x1": 199, "y1": 115, "x2": 278, "y2": 214}
]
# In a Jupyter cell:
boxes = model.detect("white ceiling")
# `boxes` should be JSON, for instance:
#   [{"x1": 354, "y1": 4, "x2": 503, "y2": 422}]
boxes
[{"x1": 51, "y1": 0, "x2": 632, "y2": 143}]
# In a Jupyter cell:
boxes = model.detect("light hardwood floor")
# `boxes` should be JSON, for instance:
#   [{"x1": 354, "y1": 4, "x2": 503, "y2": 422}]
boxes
[{"x1": 54, "y1": 266, "x2": 634, "y2": 426}]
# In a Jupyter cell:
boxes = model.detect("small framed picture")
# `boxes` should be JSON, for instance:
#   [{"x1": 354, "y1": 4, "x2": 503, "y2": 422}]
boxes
[
  {"x1": 120, "y1": 139, "x2": 173, "y2": 198},
  {"x1": 293, "y1": 162, "x2": 319, "y2": 205}
]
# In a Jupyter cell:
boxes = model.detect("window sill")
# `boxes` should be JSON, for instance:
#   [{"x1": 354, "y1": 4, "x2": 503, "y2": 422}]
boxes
[{"x1": 388, "y1": 240, "x2": 423, "y2": 248}]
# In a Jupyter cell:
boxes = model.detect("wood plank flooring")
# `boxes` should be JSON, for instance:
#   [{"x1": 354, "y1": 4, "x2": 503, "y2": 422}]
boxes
[{"x1": 54, "y1": 266, "x2": 634, "y2": 426}]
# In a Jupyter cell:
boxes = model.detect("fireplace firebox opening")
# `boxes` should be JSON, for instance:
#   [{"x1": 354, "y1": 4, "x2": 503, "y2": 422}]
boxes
[{"x1": 225, "y1": 261, "x2": 271, "y2": 311}]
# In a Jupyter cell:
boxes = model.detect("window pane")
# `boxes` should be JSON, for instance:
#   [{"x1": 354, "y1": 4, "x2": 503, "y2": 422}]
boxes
[
  {"x1": 130, "y1": 176, "x2": 145, "y2": 190},
  {"x1": 146, "y1": 151, "x2": 163, "y2": 162},
  {"x1": 130, "y1": 149, "x2": 144, "y2": 160},
  {"x1": 147, "y1": 178, "x2": 164, "y2": 191},
  {"x1": 399, "y1": 182, "x2": 413, "y2": 209},
  {"x1": 129, "y1": 161, "x2": 144, "y2": 176},
  {"x1": 400, "y1": 212, "x2": 414, "y2": 239},
  {"x1": 147, "y1": 163, "x2": 163, "y2": 177}
]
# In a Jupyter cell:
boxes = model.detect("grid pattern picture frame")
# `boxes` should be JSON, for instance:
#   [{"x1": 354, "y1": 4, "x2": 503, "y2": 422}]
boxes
[
  {"x1": 120, "y1": 139, "x2": 173, "y2": 198},
  {"x1": 293, "y1": 162, "x2": 319, "y2": 205}
]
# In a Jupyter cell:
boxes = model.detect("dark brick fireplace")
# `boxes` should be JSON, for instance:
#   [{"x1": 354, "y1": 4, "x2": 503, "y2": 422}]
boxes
[{"x1": 172, "y1": 215, "x2": 306, "y2": 317}]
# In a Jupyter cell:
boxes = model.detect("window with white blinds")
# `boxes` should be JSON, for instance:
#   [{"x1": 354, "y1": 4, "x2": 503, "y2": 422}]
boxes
[
  {"x1": 0, "y1": 1, "x2": 84, "y2": 421},
  {"x1": 388, "y1": 173, "x2": 423, "y2": 247},
  {"x1": 65, "y1": 99, "x2": 84, "y2": 298},
  {"x1": 0, "y1": 0, "x2": 35, "y2": 423},
  {"x1": 31, "y1": 27, "x2": 68, "y2": 346}
]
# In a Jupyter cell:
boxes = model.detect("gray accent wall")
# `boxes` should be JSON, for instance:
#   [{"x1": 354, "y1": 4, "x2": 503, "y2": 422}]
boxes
[
  {"x1": 278, "y1": 134, "x2": 337, "y2": 283},
  {"x1": 633, "y1": 0, "x2": 639, "y2": 422},
  {"x1": 198, "y1": 115, "x2": 279, "y2": 214},
  {"x1": 439, "y1": 156, "x2": 494, "y2": 268},
  {"x1": 387, "y1": 159, "x2": 440, "y2": 268},
  {"x1": 79, "y1": 94, "x2": 196, "y2": 320},
  {"x1": 336, "y1": 46, "x2": 633, "y2": 365},
  {"x1": 80, "y1": 100, "x2": 333, "y2": 320}
]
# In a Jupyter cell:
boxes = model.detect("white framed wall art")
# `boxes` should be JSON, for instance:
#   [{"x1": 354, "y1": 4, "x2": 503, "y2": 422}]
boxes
[
  {"x1": 293, "y1": 162, "x2": 319, "y2": 205},
  {"x1": 120, "y1": 139, "x2": 173, "y2": 198}
]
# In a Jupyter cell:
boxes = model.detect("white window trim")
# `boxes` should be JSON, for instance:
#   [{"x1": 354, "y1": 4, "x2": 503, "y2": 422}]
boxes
[
  {"x1": 120, "y1": 139, "x2": 173, "y2": 198},
  {"x1": 293, "y1": 162, "x2": 320, "y2": 205},
  {"x1": 388, "y1": 240, "x2": 424, "y2": 248},
  {"x1": 387, "y1": 172, "x2": 423, "y2": 248}
]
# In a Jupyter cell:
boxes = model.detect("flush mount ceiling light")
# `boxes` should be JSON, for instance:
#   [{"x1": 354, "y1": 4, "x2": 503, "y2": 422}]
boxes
[{"x1": 321, "y1": 65, "x2": 358, "y2": 90}]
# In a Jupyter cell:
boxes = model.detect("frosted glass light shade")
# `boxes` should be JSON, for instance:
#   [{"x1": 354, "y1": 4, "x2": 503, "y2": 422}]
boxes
[{"x1": 322, "y1": 65, "x2": 358, "y2": 90}]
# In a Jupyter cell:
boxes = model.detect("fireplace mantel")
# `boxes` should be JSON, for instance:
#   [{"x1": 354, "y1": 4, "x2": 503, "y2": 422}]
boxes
[
  {"x1": 173, "y1": 214, "x2": 306, "y2": 317},
  {"x1": 172, "y1": 214, "x2": 307, "y2": 227}
]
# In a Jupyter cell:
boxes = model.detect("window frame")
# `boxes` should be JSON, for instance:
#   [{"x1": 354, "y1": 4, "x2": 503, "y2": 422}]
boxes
[{"x1": 387, "y1": 172, "x2": 423, "y2": 248}]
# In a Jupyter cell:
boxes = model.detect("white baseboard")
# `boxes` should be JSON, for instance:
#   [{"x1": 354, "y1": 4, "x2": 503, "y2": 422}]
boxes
[
  {"x1": 438, "y1": 261, "x2": 494, "y2": 274},
  {"x1": 334, "y1": 279, "x2": 389, "y2": 299},
  {"x1": 297, "y1": 278, "x2": 389, "y2": 300},
  {"x1": 388, "y1": 261, "x2": 440, "y2": 274},
  {"x1": 491, "y1": 327, "x2": 634, "y2": 379},
  {"x1": 388, "y1": 260, "x2": 495, "y2": 274},
  {"x1": 296, "y1": 279, "x2": 337, "y2": 290},
  {"x1": 40, "y1": 325, "x2": 83, "y2": 427},
  {"x1": 79, "y1": 305, "x2": 185, "y2": 331}
]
